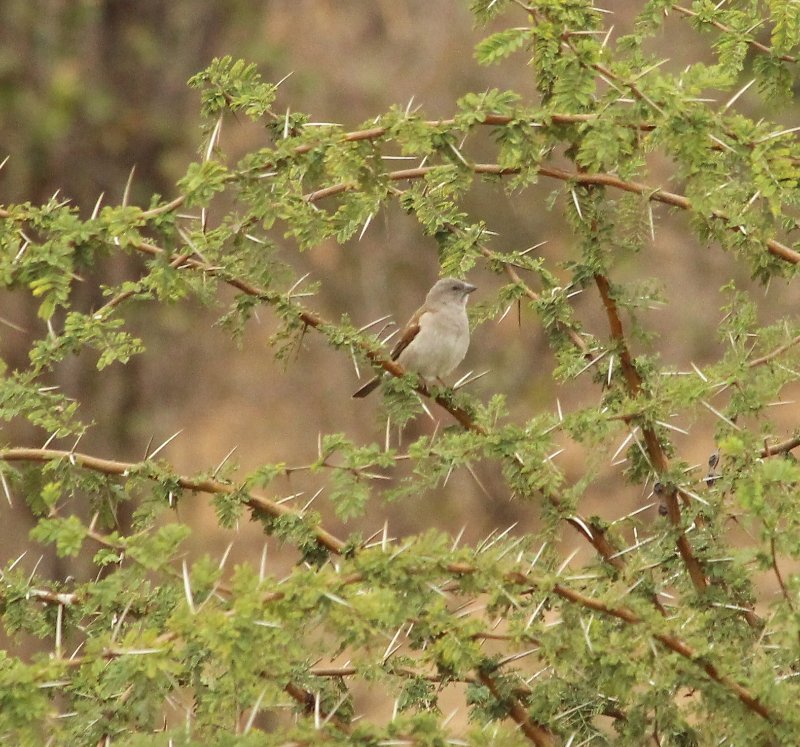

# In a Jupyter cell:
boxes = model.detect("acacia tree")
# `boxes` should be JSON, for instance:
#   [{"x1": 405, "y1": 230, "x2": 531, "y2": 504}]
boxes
[{"x1": 3, "y1": 1, "x2": 800, "y2": 744}]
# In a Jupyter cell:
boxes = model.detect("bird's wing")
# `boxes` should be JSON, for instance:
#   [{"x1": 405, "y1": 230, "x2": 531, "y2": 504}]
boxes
[
  {"x1": 353, "y1": 308, "x2": 426, "y2": 399},
  {"x1": 390, "y1": 308, "x2": 426, "y2": 360}
]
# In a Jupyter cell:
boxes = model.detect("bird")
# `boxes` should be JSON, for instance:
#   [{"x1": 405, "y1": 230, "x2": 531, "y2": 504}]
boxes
[{"x1": 353, "y1": 277, "x2": 476, "y2": 398}]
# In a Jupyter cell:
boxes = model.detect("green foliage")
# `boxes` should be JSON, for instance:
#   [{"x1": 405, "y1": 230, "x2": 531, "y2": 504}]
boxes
[
  {"x1": 178, "y1": 161, "x2": 230, "y2": 207},
  {"x1": 3, "y1": 1, "x2": 800, "y2": 744},
  {"x1": 474, "y1": 28, "x2": 531, "y2": 66},
  {"x1": 188, "y1": 56, "x2": 278, "y2": 120},
  {"x1": 29, "y1": 515, "x2": 86, "y2": 557}
]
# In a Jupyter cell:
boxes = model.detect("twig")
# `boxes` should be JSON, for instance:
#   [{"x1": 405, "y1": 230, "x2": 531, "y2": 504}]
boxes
[
  {"x1": 0, "y1": 447, "x2": 346, "y2": 555},
  {"x1": 548, "y1": 580, "x2": 773, "y2": 721},
  {"x1": 594, "y1": 273, "x2": 709, "y2": 595},
  {"x1": 749, "y1": 334, "x2": 800, "y2": 368},
  {"x1": 770, "y1": 536, "x2": 794, "y2": 612},
  {"x1": 761, "y1": 435, "x2": 800, "y2": 458},
  {"x1": 303, "y1": 163, "x2": 800, "y2": 265},
  {"x1": 9, "y1": 450, "x2": 771, "y2": 731},
  {"x1": 672, "y1": 4, "x2": 797, "y2": 64},
  {"x1": 480, "y1": 246, "x2": 591, "y2": 356},
  {"x1": 477, "y1": 670, "x2": 555, "y2": 746}
]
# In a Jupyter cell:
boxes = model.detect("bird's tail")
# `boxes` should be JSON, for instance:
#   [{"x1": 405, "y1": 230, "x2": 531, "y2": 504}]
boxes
[{"x1": 352, "y1": 375, "x2": 382, "y2": 398}]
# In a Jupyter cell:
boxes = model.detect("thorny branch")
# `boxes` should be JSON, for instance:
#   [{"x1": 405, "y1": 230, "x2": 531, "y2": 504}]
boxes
[
  {"x1": 1, "y1": 447, "x2": 346, "y2": 554},
  {"x1": 761, "y1": 434, "x2": 800, "y2": 458},
  {"x1": 3, "y1": 112, "x2": 799, "y2": 265},
  {"x1": 0, "y1": 453, "x2": 553, "y2": 741},
  {"x1": 15, "y1": 163, "x2": 790, "y2": 632},
  {"x1": 0, "y1": 445, "x2": 779, "y2": 726},
  {"x1": 770, "y1": 536, "x2": 795, "y2": 613},
  {"x1": 2, "y1": 73, "x2": 799, "y2": 740},
  {"x1": 547, "y1": 579, "x2": 774, "y2": 721},
  {"x1": 478, "y1": 244, "x2": 591, "y2": 357},
  {"x1": 749, "y1": 333, "x2": 800, "y2": 368},
  {"x1": 594, "y1": 273, "x2": 766, "y2": 630},
  {"x1": 477, "y1": 670, "x2": 555, "y2": 747},
  {"x1": 511, "y1": 0, "x2": 797, "y2": 68},
  {"x1": 302, "y1": 162, "x2": 800, "y2": 265},
  {"x1": 129, "y1": 237, "x2": 630, "y2": 572},
  {"x1": 132, "y1": 240, "x2": 479, "y2": 430},
  {"x1": 593, "y1": 273, "x2": 709, "y2": 595},
  {"x1": 672, "y1": 4, "x2": 798, "y2": 64}
]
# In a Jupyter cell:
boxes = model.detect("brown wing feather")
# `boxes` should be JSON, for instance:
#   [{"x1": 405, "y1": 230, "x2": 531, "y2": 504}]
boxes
[
  {"x1": 352, "y1": 306, "x2": 425, "y2": 398},
  {"x1": 389, "y1": 308, "x2": 424, "y2": 360}
]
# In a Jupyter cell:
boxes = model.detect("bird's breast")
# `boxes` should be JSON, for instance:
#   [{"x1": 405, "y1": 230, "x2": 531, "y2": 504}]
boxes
[{"x1": 397, "y1": 310, "x2": 469, "y2": 379}]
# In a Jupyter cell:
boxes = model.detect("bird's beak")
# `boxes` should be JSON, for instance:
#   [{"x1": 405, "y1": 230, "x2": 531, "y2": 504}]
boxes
[{"x1": 463, "y1": 283, "x2": 477, "y2": 294}]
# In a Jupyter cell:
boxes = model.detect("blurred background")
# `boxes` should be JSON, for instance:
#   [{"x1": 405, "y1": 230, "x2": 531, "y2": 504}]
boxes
[{"x1": 2, "y1": 0, "x2": 800, "y2": 624}]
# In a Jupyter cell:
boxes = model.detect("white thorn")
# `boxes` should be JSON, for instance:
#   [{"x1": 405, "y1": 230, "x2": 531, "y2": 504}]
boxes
[
  {"x1": 722, "y1": 78, "x2": 756, "y2": 112},
  {"x1": 148, "y1": 429, "x2": 184, "y2": 460},
  {"x1": 182, "y1": 561, "x2": 196, "y2": 614}
]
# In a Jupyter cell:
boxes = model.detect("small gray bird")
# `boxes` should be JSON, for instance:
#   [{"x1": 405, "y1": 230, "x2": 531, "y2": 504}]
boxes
[{"x1": 353, "y1": 277, "x2": 476, "y2": 398}]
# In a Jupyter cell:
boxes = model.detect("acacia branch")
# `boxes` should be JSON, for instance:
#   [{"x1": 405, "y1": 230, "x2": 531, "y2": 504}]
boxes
[
  {"x1": 304, "y1": 162, "x2": 800, "y2": 265},
  {"x1": 4, "y1": 445, "x2": 772, "y2": 727},
  {"x1": 297, "y1": 567, "x2": 779, "y2": 726},
  {"x1": 94, "y1": 251, "x2": 192, "y2": 318},
  {"x1": 311, "y1": 664, "x2": 628, "y2": 724},
  {"x1": 761, "y1": 434, "x2": 800, "y2": 457},
  {"x1": 9, "y1": 180, "x2": 768, "y2": 629},
  {"x1": 132, "y1": 240, "x2": 633, "y2": 571},
  {"x1": 593, "y1": 273, "x2": 709, "y2": 595},
  {"x1": 0, "y1": 447, "x2": 347, "y2": 555},
  {"x1": 548, "y1": 581, "x2": 774, "y2": 722},
  {"x1": 672, "y1": 4, "x2": 797, "y2": 64},
  {"x1": 770, "y1": 536, "x2": 795, "y2": 613},
  {"x1": 6, "y1": 118, "x2": 799, "y2": 271},
  {"x1": 479, "y1": 245, "x2": 591, "y2": 357},
  {"x1": 477, "y1": 670, "x2": 556, "y2": 746},
  {"x1": 0, "y1": 444, "x2": 622, "y2": 601},
  {"x1": 133, "y1": 240, "x2": 479, "y2": 430},
  {"x1": 749, "y1": 333, "x2": 800, "y2": 368},
  {"x1": 595, "y1": 274, "x2": 768, "y2": 630}
]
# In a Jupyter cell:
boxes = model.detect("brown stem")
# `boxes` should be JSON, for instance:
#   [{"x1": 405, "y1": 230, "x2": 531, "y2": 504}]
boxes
[
  {"x1": 477, "y1": 670, "x2": 556, "y2": 746},
  {"x1": 550, "y1": 582, "x2": 773, "y2": 721},
  {"x1": 673, "y1": 5, "x2": 797, "y2": 64},
  {"x1": 749, "y1": 333, "x2": 800, "y2": 368},
  {"x1": 761, "y1": 435, "x2": 800, "y2": 457},
  {"x1": 594, "y1": 273, "x2": 709, "y2": 595},
  {"x1": 770, "y1": 536, "x2": 795, "y2": 612},
  {"x1": 479, "y1": 245, "x2": 591, "y2": 357},
  {"x1": 303, "y1": 163, "x2": 800, "y2": 266},
  {"x1": 1, "y1": 447, "x2": 347, "y2": 556}
]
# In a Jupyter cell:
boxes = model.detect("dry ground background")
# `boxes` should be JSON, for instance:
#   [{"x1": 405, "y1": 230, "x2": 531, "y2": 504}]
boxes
[{"x1": 2, "y1": 0, "x2": 800, "y2": 686}]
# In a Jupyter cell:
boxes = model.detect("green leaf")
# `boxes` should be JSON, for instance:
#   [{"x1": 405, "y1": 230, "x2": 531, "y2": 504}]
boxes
[
  {"x1": 29, "y1": 515, "x2": 86, "y2": 557},
  {"x1": 177, "y1": 160, "x2": 229, "y2": 206},
  {"x1": 474, "y1": 28, "x2": 530, "y2": 66}
]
